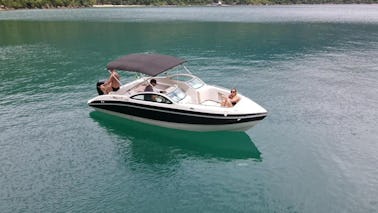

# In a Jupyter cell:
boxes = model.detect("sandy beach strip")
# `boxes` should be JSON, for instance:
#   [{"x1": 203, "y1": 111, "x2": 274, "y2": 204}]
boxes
[{"x1": 93, "y1": 4, "x2": 146, "y2": 8}]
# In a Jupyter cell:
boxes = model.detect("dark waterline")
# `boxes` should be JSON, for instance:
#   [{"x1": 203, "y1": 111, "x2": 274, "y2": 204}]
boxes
[{"x1": 1, "y1": 6, "x2": 378, "y2": 213}]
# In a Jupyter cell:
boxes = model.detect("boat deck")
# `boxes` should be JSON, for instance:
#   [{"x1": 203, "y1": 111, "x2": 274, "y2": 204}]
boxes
[{"x1": 109, "y1": 77, "x2": 229, "y2": 107}]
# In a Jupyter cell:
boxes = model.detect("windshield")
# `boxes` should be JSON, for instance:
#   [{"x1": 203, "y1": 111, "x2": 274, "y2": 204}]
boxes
[
  {"x1": 167, "y1": 87, "x2": 186, "y2": 102},
  {"x1": 169, "y1": 74, "x2": 205, "y2": 89},
  {"x1": 186, "y1": 77, "x2": 204, "y2": 89}
]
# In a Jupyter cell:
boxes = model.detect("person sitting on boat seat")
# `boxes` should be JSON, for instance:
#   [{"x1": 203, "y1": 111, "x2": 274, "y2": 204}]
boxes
[
  {"x1": 221, "y1": 88, "x2": 241, "y2": 107},
  {"x1": 100, "y1": 69, "x2": 120, "y2": 94}
]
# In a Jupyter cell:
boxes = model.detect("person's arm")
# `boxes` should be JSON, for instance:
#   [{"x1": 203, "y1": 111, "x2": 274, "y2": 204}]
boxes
[{"x1": 232, "y1": 95, "x2": 241, "y2": 103}]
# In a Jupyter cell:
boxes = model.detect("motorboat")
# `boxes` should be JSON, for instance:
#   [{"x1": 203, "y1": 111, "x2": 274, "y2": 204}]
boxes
[{"x1": 88, "y1": 53, "x2": 267, "y2": 132}]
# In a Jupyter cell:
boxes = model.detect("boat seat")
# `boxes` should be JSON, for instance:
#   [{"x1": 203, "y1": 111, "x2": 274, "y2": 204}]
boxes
[
  {"x1": 197, "y1": 90, "x2": 225, "y2": 106},
  {"x1": 155, "y1": 82, "x2": 170, "y2": 91},
  {"x1": 201, "y1": 100, "x2": 220, "y2": 106},
  {"x1": 218, "y1": 92, "x2": 226, "y2": 101}
]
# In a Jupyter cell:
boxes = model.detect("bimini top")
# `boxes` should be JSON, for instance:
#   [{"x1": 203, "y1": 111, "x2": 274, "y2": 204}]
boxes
[{"x1": 106, "y1": 53, "x2": 186, "y2": 76}]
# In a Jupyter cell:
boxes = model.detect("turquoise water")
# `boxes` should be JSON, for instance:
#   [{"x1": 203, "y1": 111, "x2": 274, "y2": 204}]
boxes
[{"x1": 1, "y1": 5, "x2": 378, "y2": 212}]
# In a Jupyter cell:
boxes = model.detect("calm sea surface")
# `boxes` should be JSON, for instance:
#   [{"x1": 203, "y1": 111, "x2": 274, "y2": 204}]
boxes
[{"x1": 1, "y1": 5, "x2": 378, "y2": 213}]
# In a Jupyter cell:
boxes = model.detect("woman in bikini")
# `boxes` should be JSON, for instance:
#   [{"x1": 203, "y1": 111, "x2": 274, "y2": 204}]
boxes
[
  {"x1": 100, "y1": 69, "x2": 121, "y2": 94},
  {"x1": 221, "y1": 88, "x2": 241, "y2": 107}
]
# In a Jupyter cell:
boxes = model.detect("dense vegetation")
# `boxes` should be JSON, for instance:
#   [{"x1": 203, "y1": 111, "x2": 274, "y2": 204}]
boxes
[
  {"x1": 1, "y1": 0, "x2": 376, "y2": 9},
  {"x1": 0, "y1": 0, "x2": 96, "y2": 9}
]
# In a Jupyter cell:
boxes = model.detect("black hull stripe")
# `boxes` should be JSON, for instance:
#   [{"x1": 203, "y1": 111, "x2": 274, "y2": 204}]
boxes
[
  {"x1": 89, "y1": 100, "x2": 266, "y2": 118},
  {"x1": 89, "y1": 101, "x2": 266, "y2": 125}
]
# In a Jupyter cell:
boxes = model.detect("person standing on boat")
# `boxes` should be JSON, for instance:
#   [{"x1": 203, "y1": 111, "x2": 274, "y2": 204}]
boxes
[
  {"x1": 221, "y1": 88, "x2": 241, "y2": 107},
  {"x1": 100, "y1": 69, "x2": 120, "y2": 94},
  {"x1": 144, "y1": 79, "x2": 157, "y2": 101},
  {"x1": 144, "y1": 79, "x2": 157, "y2": 92}
]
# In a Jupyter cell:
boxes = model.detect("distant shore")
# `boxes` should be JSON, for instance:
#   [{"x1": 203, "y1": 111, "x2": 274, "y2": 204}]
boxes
[
  {"x1": 1, "y1": 3, "x2": 377, "y2": 10},
  {"x1": 92, "y1": 4, "x2": 147, "y2": 8},
  {"x1": 0, "y1": 4, "x2": 222, "y2": 10}
]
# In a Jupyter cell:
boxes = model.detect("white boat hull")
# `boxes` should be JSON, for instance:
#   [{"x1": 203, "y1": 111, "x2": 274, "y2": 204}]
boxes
[{"x1": 93, "y1": 108, "x2": 262, "y2": 132}]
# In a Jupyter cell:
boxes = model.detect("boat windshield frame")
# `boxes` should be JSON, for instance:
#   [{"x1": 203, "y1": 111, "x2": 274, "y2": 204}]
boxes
[
  {"x1": 166, "y1": 86, "x2": 186, "y2": 103},
  {"x1": 163, "y1": 65, "x2": 206, "y2": 89}
]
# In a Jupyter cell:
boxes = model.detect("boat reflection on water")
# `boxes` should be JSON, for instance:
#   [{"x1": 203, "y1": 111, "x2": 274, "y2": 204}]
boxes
[{"x1": 89, "y1": 111, "x2": 262, "y2": 162}]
